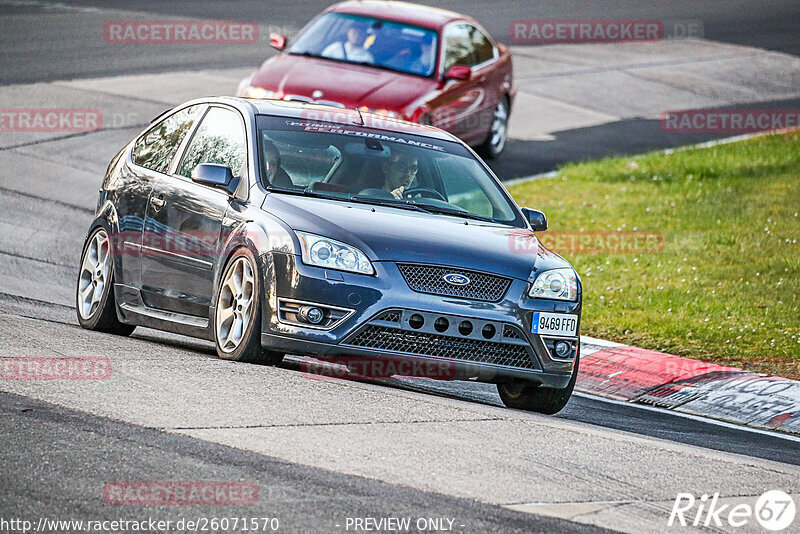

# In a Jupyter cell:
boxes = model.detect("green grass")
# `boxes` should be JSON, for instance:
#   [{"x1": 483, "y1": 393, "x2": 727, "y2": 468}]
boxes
[{"x1": 508, "y1": 132, "x2": 800, "y2": 377}]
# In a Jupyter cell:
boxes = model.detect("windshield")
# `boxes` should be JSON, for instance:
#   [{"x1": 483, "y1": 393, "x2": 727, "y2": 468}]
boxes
[
  {"x1": 256, "y1": 115, "x2": 523, "y2": 226},
  {"x1": 289, "y1": 13, "x2": 438, "y2": 77}
]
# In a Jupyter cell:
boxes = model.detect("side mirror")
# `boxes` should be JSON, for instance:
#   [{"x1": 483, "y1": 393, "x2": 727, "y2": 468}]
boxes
[
  {"x1": 191, "y1": 163, "x2": 239, "y2": 196},
  {"x1": 521, "y1": 207, "x2": 547, "y2": 232},
  {"x1": 444, "y1": 65, "x2": 471, "y2": 81},
  {"x1": 269, "y1": 33, "x2": 287, "y2": 51}
]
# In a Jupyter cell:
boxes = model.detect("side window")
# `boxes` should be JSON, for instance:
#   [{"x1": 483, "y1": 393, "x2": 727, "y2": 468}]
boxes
[
  {"x1": 470, "y1": 26, "x2": 494, "y2": 65},
  {"x1": 177, "y1": 107, "x2": 247, "y2": 179},
  {"x1": 132, "y1": 105, "x2": 202, "y2": 173},
  {"x1": 442, "y1": 24, "x2": 475, "y2": 73},
  {"x1": 442, "y1": 24, "x2": 494, "y2": 72}
]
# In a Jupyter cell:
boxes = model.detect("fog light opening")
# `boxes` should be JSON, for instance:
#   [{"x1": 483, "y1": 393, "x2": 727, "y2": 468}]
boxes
[
  {"x1": 481, "y1": 324, "x2": 496, "y2": 339},
  {"x1": 434, "y1": 317, "x2": 449, "y2": 332},
  {"x1": 409, "y1": 314, "x2": 424, "y2": 329},
  {"x1": 298, "y1": 305, "x2": 325, "y2": 325},
  {"x1": 458, "y1": 320, "x2": 473, "y2": 336},
  {"x1": 554, "y1": 340, "x2": 572, "y2": 359}
]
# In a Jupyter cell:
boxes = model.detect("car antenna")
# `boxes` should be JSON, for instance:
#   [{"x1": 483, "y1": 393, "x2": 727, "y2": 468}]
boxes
[{"x1": 354, "y1": 107, "x2": 365, "y2": 126}]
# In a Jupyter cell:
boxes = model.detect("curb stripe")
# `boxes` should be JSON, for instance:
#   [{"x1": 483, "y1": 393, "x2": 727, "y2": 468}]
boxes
[{"x1": 577, "y1": 342, "x2": 800, "y2": 436}]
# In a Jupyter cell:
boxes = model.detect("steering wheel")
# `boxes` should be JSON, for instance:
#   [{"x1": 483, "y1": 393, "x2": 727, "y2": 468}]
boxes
[{"x1": 403, "y1": 187, "x2": 446, "y2": 202}]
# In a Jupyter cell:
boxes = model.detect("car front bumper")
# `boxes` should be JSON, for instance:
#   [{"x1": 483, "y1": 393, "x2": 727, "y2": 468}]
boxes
[{"x1": 258, "y1": 252, "x2": 581, "y2": 388}]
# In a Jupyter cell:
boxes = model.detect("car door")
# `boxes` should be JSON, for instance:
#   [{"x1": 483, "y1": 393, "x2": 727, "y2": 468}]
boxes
[
  {"x1": 120, "y1": 104, "x2": 204, "y2": 291},
  {"x1": 140, "y1": 106, "x2": 248, "y2": 317},
  {"x1": 464, "y1": 24, "x2": 503, "y2": 144},
  {"x1": 430, "y1": 23, "x2": 499, "y2": 145}
]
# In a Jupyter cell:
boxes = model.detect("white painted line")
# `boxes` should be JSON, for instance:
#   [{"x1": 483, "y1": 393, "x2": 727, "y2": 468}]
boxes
[
  {"x1": 580, "y1": 335, "x2": 624, "y2": 348},
  {"x1": 504, "y1": 130, "x2": 799, "y2": 187},
  {"x1": 505, "y1": 498, "x2": 640, "y2": 507},
  {"x1": 574, "y1": 391, "x2": 800, "y2": 443},
  {"x1": 503, "y1": 170, "x2": 558, "y2": 188}
]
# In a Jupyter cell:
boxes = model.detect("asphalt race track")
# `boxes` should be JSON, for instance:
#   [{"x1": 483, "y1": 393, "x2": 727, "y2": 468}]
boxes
[{"x1": 1, "y1": 1, "x2": 799, "y2": 532}]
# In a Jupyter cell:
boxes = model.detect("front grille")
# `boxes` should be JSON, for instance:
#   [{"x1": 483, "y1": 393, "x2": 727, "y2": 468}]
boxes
[
  {"x1": 345, "y1": 325, "x2": 534, "y2": 369},
  {"x1": 376, "y1": 310, "x2": 401, "y2": 323},
  {"x1": 396, "y1": 264, "x2": 511, "y2": 302},
  {"x1": 503, "y1": 326, "x2": 522, "y2": 339}
]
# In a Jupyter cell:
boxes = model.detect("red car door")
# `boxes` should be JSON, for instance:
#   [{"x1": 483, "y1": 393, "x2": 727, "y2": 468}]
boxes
[{"x1": 430, "y1": 22, "x2": 499, "y2": 146}]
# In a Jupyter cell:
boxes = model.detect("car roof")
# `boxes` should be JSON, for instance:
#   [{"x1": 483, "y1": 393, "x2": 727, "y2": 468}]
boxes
[
  {"x1": 328, "y1": 0, "x2": 471, "y2": 30},
  {"x1": 215, "y1": 97, "x2": 458, "y2": 142}
]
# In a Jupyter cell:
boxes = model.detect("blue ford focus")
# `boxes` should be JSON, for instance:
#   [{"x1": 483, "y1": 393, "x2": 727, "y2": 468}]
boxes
[{"x1": 77, "y1": 97, "x2": 582, "y2": 414}]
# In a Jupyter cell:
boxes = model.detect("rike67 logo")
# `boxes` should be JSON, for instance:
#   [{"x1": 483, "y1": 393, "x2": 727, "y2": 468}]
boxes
[{"x1": 669, "y1": 490, "x2": 795, "y2": 531}]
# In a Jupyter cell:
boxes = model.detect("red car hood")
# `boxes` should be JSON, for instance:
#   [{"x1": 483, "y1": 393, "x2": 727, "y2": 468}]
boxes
[{"x1": 250, "y1": 54, "x2": 436, "y2": 113}]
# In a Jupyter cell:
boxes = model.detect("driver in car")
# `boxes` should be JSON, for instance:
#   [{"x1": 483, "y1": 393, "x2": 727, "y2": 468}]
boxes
[
  {"x1": 321, "y1": 23, "x2": 374, "y2": 63},
  {"x1": 381, "y1": 151, "x2": 418, "y2": 199}
]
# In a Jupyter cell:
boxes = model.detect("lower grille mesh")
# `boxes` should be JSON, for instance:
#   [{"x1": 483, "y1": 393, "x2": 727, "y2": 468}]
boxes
[{"x1": 346, "y1": 325, "x2": 534, "y2": 369}]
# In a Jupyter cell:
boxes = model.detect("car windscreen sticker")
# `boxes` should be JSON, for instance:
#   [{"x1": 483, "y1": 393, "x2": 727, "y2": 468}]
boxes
[{"x1": 283, "y1": 120, "x2": 446, "y2": 152}]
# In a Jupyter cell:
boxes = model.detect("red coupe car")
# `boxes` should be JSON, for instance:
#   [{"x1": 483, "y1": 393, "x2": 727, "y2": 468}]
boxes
[{"x1": 237, "y1": 0, "x2": 515, "y2": 158}]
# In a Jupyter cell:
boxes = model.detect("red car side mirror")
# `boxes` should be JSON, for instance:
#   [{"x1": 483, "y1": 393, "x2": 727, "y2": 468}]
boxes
[
  {"x1": 269, "y1": 33, "x2": 287, "y2": 51},
  {"x1": 444, "y1": 65, "x2": 471, "y2": 81}
]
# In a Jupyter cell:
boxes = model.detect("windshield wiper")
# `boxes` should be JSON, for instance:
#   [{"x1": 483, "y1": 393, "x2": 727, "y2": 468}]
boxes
[
  {"x1": 349, "y1": 195, "x2": 496, "y2": 221},
  {"x1": 266, "y1": 186, "x2": 342, "y2": 200},
  {"x1": 349, "y1": 195, "x2": 433, "y2": 214},
  {"x1": 409, "y1": 203, "x2": 496, "y2": 222},
  {"x1": 268, "y1": 188, "x2": 495, "y2": 221}
]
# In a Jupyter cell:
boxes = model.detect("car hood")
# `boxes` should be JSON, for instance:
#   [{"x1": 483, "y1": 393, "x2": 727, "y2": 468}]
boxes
[
  {"x1": 262, "y1": 194, "x2": 570, "y2": 281},
  {"x1": 250, "y1": 54, "x2": 436, "y2": 112}
]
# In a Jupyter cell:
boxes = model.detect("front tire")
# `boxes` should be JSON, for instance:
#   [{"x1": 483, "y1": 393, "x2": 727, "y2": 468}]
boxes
[
  {"x1": 214, "y1": 248, "x2": 283, "y2": 365},
  {"x1": 477, "y1": 96, "x2": 509, "y2": 160},
  {"x1": 497, "y1": 355, "x2": 579, "y2": 415},
  {"x1": 76, "y1": 227, "x2": 135, "y2": 336}
]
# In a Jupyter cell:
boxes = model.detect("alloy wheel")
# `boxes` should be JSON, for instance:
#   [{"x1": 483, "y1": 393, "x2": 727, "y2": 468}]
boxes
[
  {"x1": 215, "y1": 256, "x2": 256, "y2": 353},
  {"x1": 77, "y1": 229, "x2": 111, "y2": 320},
  {"x1": 489, "y1": 99, "x2": 509, "y2": 154}
]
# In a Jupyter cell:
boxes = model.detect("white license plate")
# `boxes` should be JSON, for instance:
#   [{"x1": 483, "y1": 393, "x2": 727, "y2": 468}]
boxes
[{"x1": 530, "y1": 312, "x2": 578, "y2": 336}]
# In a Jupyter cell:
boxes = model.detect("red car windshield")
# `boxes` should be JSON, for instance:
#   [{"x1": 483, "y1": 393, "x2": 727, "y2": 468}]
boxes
[{"x1": 289, "y1": 13, "x2": 438, "y2": 77}]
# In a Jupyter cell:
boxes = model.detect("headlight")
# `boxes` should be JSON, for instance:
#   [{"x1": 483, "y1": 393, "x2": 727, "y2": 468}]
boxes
[
  {"x1": 295, "y1": 231, "x2": 374, "y2": 275},
  {"x1": 529, "y1": 268, "x2": 578, "y2": 301},
  {"x1": 241, "y1": 86, "x2": 282, "y2": 99}
]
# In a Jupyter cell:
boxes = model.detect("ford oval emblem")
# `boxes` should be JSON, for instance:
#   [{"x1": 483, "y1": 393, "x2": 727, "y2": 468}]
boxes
[{"x1": 443, "y1": 273, "x2": 470, "y2": 286}]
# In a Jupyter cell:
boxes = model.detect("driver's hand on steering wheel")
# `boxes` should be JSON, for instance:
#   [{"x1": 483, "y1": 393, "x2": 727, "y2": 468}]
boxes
[{"x1": 390, "y1": 186, "x2": 406, "y2": 199}]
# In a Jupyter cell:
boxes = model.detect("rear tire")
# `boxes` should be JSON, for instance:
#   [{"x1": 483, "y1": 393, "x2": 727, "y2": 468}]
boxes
[
  {"x1": 76, "y1": 227, "x2": 136, "y2": 336},
  {"x1": 214, "y1": 248, "x2": 283, "y2": 365},
  {"x1": 497, "y1": 354, "x2": 579, "y2": 415}
]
